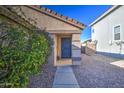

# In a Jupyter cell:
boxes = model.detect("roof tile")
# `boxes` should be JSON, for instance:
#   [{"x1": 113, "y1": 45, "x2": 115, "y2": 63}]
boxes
[{"x1": 30, "y1": 5, "x2": 85, "y2": 29}]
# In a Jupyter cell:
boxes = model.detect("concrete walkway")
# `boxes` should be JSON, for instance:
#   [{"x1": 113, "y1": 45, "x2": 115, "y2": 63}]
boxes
[{"x1": 53, "y1": 66, "x2": 79, "y2": 88}]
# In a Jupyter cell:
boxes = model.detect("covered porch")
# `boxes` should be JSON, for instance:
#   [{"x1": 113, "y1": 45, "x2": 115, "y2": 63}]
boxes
[{"x1": 54, "y1": 34, "x2": 73, "y2": 66}]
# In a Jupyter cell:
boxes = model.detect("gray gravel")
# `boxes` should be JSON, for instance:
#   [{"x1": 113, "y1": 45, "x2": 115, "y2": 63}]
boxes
[{"x1": 73, "y1": 54, "x2": 124, "y2": 88}]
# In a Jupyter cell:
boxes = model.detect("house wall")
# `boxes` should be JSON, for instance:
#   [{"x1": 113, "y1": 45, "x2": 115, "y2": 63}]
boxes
[
  {"x1": 72, "y1": 34, "x2": 81, "y2": 65},
  {"x1": 0, "y1": 13, "x2": 57, "y2": 66},
  {"x1": 11, "y1": 6, "x2": 81, "y2": 32},
  {"x1": 48, "y1": 34, "x2": 56, "y2": 65},
  {"x1": 52, "y1": 33, "x2": 81, "y2": 66},
  {"x1": 11, "y1": 6, "x2": 82, "y2": 65},
  {"x1": 0, "y1": 15, "x2": 16, "y2": 26},
  {"x1": 91, "y1": 6, "x2": 124, "y2": 58}
]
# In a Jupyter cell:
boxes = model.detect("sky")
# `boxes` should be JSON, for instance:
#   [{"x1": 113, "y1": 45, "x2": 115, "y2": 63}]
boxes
[{"x1": 43, "y1": 5, "x2": 112, "y2": 42}]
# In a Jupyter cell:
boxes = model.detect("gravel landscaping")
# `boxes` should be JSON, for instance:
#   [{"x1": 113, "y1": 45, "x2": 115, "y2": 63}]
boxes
[
  {"x1": 73, "y1": 54, "x2": 124, "y2": 88},
  {"x1": 28, "y1": 52, "x2": 56, "y2": 88}
]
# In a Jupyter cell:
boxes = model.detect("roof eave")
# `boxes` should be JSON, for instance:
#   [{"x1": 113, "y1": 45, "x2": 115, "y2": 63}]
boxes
[
  {"x1": 0, "y1": 6, "x2": 36, "y2": 30},
  {"x1": 27, "y1": 5, "x2": 85, "y2": 30},
  {"x1": 89, "y1": 5, "x2": 121, "y2": 27}
]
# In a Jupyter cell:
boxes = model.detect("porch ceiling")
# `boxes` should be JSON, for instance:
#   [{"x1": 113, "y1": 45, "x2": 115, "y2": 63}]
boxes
[{"x1": 47, "y1": 30, "x2": 81, "y2": 34}]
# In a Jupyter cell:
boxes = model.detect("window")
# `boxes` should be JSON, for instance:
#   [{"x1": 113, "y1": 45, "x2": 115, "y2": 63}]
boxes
[{"x1": 114, "y1": 25, "x2": 120, "y2": 40}]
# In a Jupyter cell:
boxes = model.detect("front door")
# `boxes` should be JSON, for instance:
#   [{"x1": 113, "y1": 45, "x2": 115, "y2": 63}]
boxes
[{"x1": 61, "y1": 38, "x2": 71, "y2": 58}]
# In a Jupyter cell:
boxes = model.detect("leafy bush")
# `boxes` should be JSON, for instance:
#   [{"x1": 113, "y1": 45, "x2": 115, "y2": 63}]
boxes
[{"x1": 0, "y1": 23, "x2": 52, "y2": 87}]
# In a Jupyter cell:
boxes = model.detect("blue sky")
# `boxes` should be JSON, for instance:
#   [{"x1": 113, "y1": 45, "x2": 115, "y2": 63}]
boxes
[{"x1": 43, "y1": 5, "x2": 112, "y2": 42}]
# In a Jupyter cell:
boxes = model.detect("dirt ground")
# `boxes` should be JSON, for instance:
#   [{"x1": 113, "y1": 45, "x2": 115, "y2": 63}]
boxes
[{"x1": 73, "y1": 54, "x2": 124, "y2": 88}]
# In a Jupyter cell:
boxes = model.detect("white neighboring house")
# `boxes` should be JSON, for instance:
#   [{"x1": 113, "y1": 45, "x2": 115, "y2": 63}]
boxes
[{"x1": 90, "y1": 5, "x2": 124, "y2": 59}]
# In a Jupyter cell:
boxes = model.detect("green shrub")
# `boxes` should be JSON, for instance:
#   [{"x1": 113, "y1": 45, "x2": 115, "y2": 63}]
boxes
[{"x1": 0, "y1": 23, "x2": 52, "y2": 87}]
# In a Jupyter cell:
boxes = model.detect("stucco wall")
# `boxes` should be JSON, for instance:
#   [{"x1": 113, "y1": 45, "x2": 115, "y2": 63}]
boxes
[
  {"x1": 11, "y1": 6, "x2": 81, "y2": 33},
  {"x1": 91, "y1": 6, "x2": 124, "y2": 57},
  {"x1": 72, "y1": 34, "x2": 81, "y2": 65},
  {"x1": 10, "y1": 6, "x2": 82, "y2": 65}
]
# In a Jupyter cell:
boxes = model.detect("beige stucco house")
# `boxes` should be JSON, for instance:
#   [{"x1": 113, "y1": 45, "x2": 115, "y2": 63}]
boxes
[{"x1": 5, "y1": 5, "x2": 85, "y2": 66}]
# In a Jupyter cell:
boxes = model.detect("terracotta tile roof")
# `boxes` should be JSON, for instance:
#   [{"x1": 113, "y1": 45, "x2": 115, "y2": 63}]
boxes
[{"x1": 28, "y1": 5, "x2": 86, "y2": 29}]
